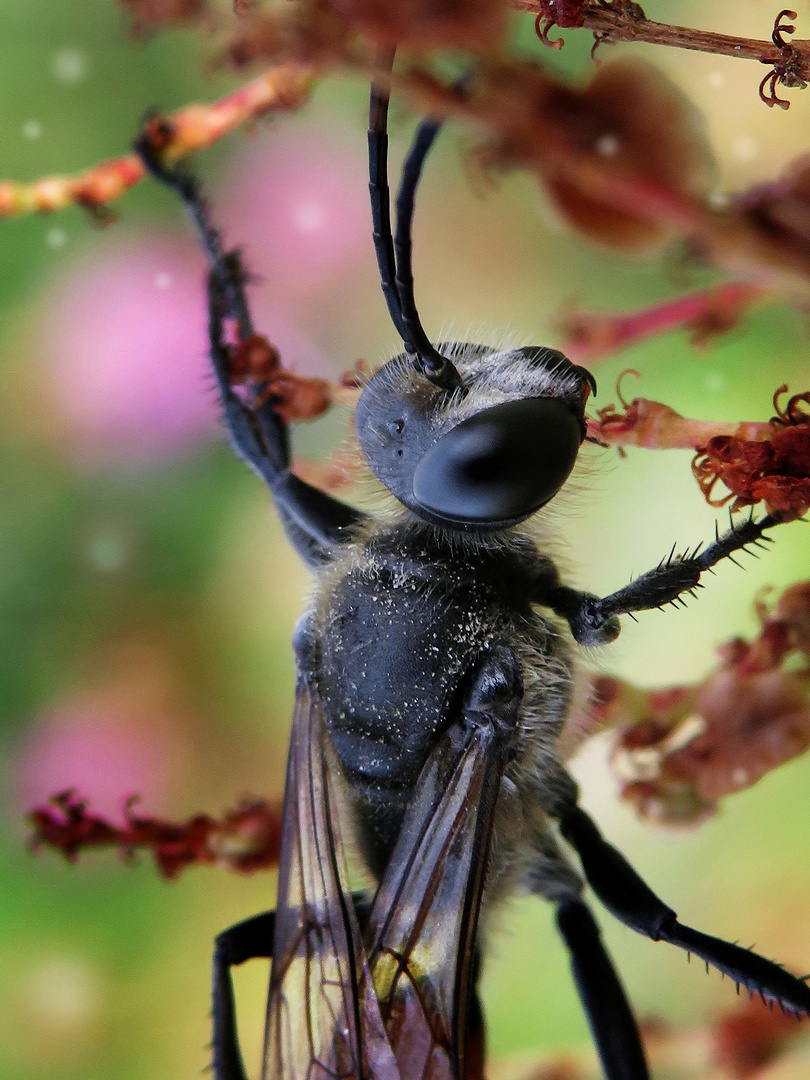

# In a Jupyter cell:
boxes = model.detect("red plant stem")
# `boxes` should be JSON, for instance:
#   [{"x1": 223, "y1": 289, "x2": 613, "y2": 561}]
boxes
[
  {"x1": 586, "y1": 403, "x2": 771, "y2": 450},
  {"x1": 562, "y1": 282, "x2": 764, "y2": 364}
]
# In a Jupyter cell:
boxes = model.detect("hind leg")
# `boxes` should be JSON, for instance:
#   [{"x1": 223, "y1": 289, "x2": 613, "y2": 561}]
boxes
[{"x1": 212, "y1": 911, "x2": 276, "y2": 1080}]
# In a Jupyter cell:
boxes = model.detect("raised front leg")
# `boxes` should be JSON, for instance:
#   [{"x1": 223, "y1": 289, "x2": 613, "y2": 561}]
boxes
[
  {"x1": 542, "y1": 512, "x2": 780, "y2": 645},
  {"x1": 134, "y1": 131, "x2": 367, "y2": 567}
]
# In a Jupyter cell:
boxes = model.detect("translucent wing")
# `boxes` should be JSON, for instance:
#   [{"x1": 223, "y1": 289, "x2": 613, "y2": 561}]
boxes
[
  {"x1": 262, "y1": 672, "x2": 400, "y2": 1080},
  {"x1": 366, "y1": 720, "x2": 505, "y2": 1080}
]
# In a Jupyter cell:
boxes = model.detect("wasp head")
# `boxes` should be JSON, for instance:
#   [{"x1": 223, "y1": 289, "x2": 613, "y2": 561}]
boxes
[{"x1": 355, "y1": 343, "x2": 595, "y2": 531}]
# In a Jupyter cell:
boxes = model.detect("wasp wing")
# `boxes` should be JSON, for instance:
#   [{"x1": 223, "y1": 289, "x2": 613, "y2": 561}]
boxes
[
  {"x1": 366, "y1": 719, "x2": 505, "y2": 1080},
  {"x1": 263, "y1": 672, "x2": 400, "y2": 1080}
]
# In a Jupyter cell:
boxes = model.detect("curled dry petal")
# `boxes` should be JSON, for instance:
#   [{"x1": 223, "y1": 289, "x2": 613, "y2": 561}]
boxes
[
  {"x1": 256, "y1": 371, "x2": 335, "y2": 423},
  {"x1": 29, "y1": 790, "x2": 283, "y2": 878},
  {"x1": 581, "y1": 583, "x2": 810, "y2": 827},
  {"x1": 589, "y1": 377, "x2": 810, "y2": 520},
  {"x1": 530, "y1": 0, "x2": 587, "y2": 50},
  {"x1": 588, "y1": 377, "x2": 771, "y2": 450},
  {"x1": 228, "y1": 333, "x2": 282, "y2": 384},
  {"x1": 227, "y1": 336, "x2": 351, "y2": 423}
]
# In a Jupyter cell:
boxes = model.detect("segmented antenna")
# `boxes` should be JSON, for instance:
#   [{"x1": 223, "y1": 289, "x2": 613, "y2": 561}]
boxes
[
  {"x1": 368, "y1": 57, "x2": 462, "y2": 392},
  {"x1": 394, "y1": 116, "x2": 441, "y2": 359}
]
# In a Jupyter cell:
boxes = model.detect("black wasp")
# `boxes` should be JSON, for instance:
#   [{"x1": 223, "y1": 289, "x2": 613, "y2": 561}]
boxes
[{"x1": 136, "y1": 71, "x2": 810, "y2": 1080}]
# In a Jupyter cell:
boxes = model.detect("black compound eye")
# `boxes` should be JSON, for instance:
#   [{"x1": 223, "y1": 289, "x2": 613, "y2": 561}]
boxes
[{"x1": 411, "y1": 397, "x2": 582, "y2": 525}]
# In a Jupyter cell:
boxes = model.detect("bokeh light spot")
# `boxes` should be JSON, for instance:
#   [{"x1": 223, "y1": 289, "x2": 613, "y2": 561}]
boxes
[
  {"x1": 219, "y1": 127, "x2": 369, "y2": 300},
  {"x1": 732, "y1": 134, "x2": 758, "y2": 163},
  {"x1": 51, "y1": 47, "x2": 87, "y2": 84},
  {"x1": 24, "y1": 956, "x2": 99, "y2": 1032},
  {"x1": 84, "y1": 524, "x2": 130, "y2": 573},
  {"x1": 47, "y1": 226, "x2": 68, "y2": 249}
]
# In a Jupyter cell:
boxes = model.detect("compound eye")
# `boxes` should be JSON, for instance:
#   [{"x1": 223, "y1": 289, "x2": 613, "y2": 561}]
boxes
[{"x1": 412, "y1": 397, "x2": 582, "y2": 525}]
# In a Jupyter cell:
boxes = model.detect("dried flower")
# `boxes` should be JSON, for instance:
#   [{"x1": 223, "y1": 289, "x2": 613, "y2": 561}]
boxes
[
  {"x1": 693, "y1": 387, "x2": 810, "y2": 522},
  {"x1": 713, "y1": 995, "x2": 805, "y2": 1078},
  {"x1": 469, "y1": 59, "x2": 713, "y2": 252},
  {"x1": 30, "y1": 791, "x2": 283, "y2": 878},
  {"x1": 598, "y1": 583, "x2": 810, "y2": 826}
]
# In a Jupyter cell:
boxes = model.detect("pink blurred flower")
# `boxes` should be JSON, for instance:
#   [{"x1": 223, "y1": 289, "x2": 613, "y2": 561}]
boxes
[
  {"x1": 218, "y1": 126, "x2": 370, "y2": 304},
  {"x1": 42, "y1": 236, "x2": 217, "y2": 463},
  {"x1": 14, "y1": 700, "x2": 182, "y2": 823},
  {"x1": 41, "y1": 231, "x2": 333, "y2": 464}
]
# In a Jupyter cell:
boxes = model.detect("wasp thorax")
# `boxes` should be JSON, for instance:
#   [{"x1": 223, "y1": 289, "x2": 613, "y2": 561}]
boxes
[{"x1": 355, "y1": 343, "x2": 594, "y2": 531}]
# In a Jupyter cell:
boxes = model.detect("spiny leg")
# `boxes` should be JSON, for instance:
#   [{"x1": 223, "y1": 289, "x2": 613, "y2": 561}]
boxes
[
  {"x1": 544, "y1": 511, "x2": 782, "y2": 645},
  {"x1": 559, "y1": 805, "x2": 810, "y2": 1016}
]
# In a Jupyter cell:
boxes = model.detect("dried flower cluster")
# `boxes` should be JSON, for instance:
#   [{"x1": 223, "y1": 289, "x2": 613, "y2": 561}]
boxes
[
  {"x1": 30, "y1": 790, "x2": 283, "y2": 877},
  {"x1": 578, "y1": 580, "x2": 810, "y2": 826}
]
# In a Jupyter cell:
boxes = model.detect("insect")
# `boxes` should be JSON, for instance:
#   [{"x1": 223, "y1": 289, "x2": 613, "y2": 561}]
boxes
[{"x1": 135, "y1": 73, "x2": 810, "y2": 1080}]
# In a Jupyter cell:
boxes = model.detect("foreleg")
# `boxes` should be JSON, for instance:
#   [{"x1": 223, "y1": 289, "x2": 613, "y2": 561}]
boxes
[
  {"x1": 135, "y1": 133, "x2": 366, "y2": 566},
  {"x1": 543, "y1": 512, "x2": 780, "y2": 645}
]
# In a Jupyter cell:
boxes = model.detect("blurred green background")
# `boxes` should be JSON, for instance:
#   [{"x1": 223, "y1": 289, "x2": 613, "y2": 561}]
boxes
[{"x1": 1, "y1": 2, "x2": 810, "y2": 1077}]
